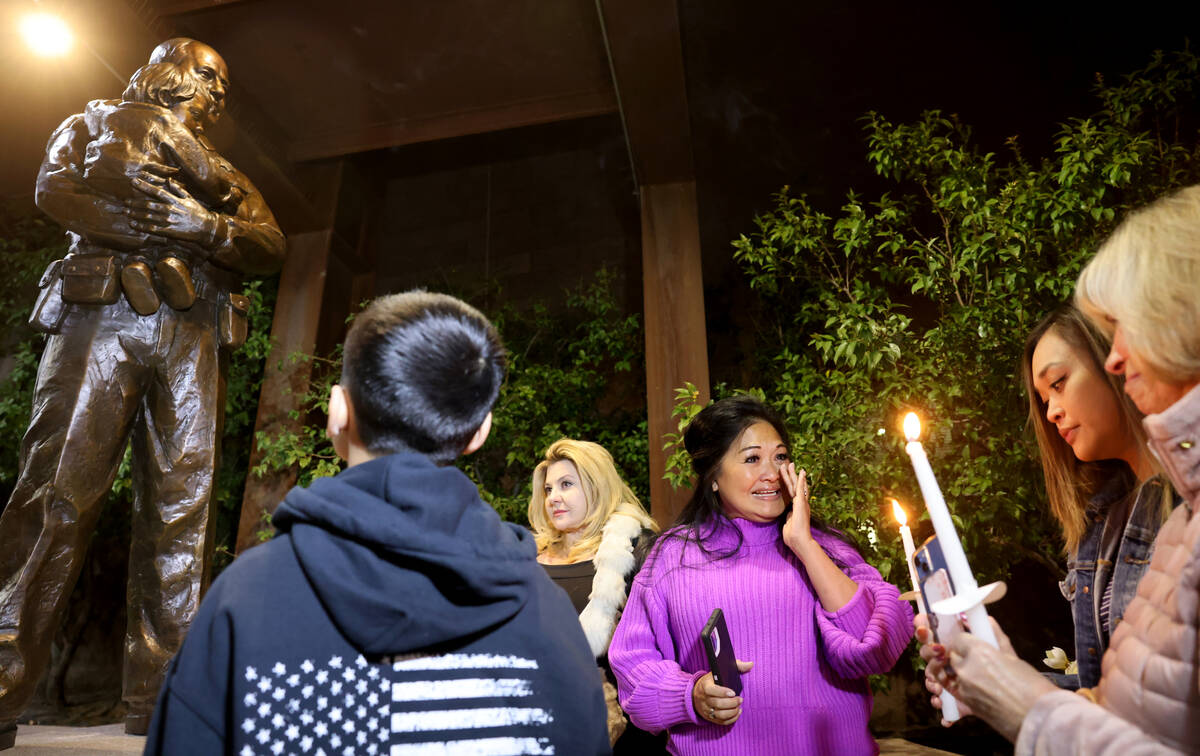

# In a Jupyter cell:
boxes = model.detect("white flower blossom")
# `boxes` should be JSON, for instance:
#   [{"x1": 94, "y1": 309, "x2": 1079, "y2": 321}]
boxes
[{"x1": 1042, "y1": 646, "x2": 1072, "y2": 671}]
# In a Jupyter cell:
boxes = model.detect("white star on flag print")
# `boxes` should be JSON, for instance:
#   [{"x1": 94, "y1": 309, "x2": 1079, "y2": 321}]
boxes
[
  {"x1": 236, "y1": 653, "x2": 555, "y2": 755},
  {"x1": 239, "y1": 655, "x2": 388, "y2": 756}
]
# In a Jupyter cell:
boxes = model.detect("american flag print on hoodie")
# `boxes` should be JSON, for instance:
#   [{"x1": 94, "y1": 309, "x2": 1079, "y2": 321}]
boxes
[{"x1": 236, "y1": 653, "x2": 558, "y2": 756}]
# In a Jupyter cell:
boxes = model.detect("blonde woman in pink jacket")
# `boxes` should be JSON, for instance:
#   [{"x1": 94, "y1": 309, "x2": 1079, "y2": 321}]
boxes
[{"x1": 920, "y1": 185, "x2": 1200, "y2": 754}]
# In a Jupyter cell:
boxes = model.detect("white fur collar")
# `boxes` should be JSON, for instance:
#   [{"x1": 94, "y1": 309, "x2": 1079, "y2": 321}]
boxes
[{"x1": 578, "y1": 513, "x2": 644, "y2": 657}]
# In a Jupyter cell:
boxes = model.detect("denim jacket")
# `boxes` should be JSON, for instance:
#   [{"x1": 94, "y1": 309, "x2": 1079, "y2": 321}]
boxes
[{"x1": 1055, "y1": 474, "x2": 1175, "y2": 689}]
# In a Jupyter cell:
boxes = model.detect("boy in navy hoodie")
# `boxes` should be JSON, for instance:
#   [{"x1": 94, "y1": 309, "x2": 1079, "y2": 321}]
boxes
[{"x1": 144, "y1": 291, "x2": 610, "y2": 755}]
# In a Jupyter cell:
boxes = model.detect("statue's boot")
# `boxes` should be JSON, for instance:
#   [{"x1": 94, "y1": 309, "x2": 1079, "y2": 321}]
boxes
[
  {"x1": 124, "y1": 710, "x2": 151, "y2": 736},
  {"x1": 154, "y1": 256, "x2": 196, "y2": 310},
  {"x1": 0, "y1": 637, "x2": 22, "y2": 750},
  {"x1": 120, "y1": 261, "x2": 160, "y2": 315}
]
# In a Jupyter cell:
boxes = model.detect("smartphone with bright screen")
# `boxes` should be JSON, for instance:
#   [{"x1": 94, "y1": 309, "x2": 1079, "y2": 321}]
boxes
[
  {"x1": 701, "y1": 608, "x2": 742, "y2": 695},
  {"x1": 913, "y1": 536, "x2": 962, "y2": 650}
]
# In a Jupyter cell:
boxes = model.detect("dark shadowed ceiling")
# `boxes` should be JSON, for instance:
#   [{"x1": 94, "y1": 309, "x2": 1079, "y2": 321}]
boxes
[
  {"x1": 1, "y1": 0, "x2": 630, "y2": 221},
  {"x1": 4, "y1": 0, "x2": 1200, "y2": 248},
  {"x1": 163, "y1": 0, "x2": 618, "y2": 162}
]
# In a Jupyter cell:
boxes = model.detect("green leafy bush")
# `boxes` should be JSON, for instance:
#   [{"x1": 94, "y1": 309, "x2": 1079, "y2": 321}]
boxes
[
  {"x1": 0, "y1": 206, "x2": 65, "y2": 492},
  {"x1": 249, "y1": 346, "x2": 344, "y2": 491},
  {"x1": 669, "y1": 49, "x2": 1200, "y2": 584},
  {"x1": 467, "y1": 269, "x2": 647, "y2": 522},
  {"x1": 211, "y1": 278, "x2": 277, "y2": 565}
]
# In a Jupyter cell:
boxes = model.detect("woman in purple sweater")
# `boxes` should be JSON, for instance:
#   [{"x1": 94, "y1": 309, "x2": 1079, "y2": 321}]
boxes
[{"x1": 608, "y1": 396, "x2": 913, "y2": 755}]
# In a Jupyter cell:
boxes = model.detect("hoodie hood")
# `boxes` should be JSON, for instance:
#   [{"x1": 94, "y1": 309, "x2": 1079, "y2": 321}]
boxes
[{"x1": 271, "y1": 453, "x2": 538, "y2": 656}]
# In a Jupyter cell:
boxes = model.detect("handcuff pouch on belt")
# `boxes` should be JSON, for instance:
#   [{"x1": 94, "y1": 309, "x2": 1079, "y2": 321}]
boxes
[
  {"x1": 62, "y1": 256, "x2": 121, "y2": 305},
  {"x1": 219, "y1": 292, "x2": 250, "y2": 349},
  {"x1": 29, "y1": 259, "x2": 67, "y2": 334}
]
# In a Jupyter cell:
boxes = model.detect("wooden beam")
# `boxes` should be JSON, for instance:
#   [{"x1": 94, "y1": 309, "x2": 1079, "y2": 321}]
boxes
[
  {"x1": 235, "y1": 161, "x2": 353, "y2": 552},
  {"x1": 641, "y1": 181, "x2": 709, "y2": 525},
  {"x1": 149, "y1": 0, "x2": 265, "y2": 19},
  {"x1": 235, "y1": 227, "x2": 334, "y2": 552},
  {"x1": 595, "y1": 0, "x2": 707, "y2": 523},
  {"x1": 595, "y1": 0, "x2": 695, "y2": 185},
  {"x1": 288, "y1": 90, "x2": 617, "y2": 162}
]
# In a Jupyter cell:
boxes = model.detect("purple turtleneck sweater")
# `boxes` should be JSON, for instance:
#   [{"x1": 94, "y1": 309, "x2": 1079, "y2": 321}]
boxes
[{"x1": 609, "y1": 517, "x2": 913, "y2": 755}]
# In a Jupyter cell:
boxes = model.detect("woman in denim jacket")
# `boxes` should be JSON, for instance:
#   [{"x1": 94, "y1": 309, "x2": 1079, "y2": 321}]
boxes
[
  {"x1": 1021, "y1": 307, "x2": 1177, "y2": 688},
  {"x1": 917, "y1": 183, "x2": 1200, "y2": 754}
]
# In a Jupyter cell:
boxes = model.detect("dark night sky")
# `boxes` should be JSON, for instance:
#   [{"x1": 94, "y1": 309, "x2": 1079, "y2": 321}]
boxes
[
  {"x1": 674, "y1": 2, "x2": 1199, "y2": 383},
  {"x1": 680, "y1": 1, "x2": 1200, "y2": 267}
]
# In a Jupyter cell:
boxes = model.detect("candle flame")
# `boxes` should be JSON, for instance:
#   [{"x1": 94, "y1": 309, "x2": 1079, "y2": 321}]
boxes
[
  {"x1": 903, "y1": 412, "x2": 921, "y2": 441},
  {"x1": 890, "y1": 498, "x2": 907, "y2": 526}
]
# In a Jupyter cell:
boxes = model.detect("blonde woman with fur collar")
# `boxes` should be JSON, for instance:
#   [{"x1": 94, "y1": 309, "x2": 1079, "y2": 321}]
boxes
[{"x1": 529, "y1": 439, "x2": 661, "y2": 752}]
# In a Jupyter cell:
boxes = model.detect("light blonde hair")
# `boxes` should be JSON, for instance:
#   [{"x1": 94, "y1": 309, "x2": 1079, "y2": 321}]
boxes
[
  {"x1": 528, "y1": 439, "x2": 659, "y2": 563},
  {"x1": 1076, "y1": 184, "x2": 1200, "y2": 383},
  {"x1": 1020, "y1": 307, "x2": 1147, "y2": 554}
]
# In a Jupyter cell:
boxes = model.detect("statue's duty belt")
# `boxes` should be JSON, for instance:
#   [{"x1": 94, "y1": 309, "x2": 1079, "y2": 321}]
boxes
[{"x1": 29, "y1": 254, "x2": 251, "y2": 349}]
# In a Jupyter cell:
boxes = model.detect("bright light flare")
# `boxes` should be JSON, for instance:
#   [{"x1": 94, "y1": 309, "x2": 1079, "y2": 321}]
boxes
[
  {"x1": 20, "y1": 13, "x2": 74, "y2": 57},
  {"x1": 903, "y1": 412, "x2": 921, "y2": 442},
  {"x1": 890, "y1": 498, "x2": 907, "y2": 526}
]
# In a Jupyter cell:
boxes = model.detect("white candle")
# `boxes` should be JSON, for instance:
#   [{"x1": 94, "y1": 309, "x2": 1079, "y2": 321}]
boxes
[
  {"x1": 902, "y1": 414, "x2": 978, "y2": 597},
  {"x1": 902, "y1": 412, "x2": 997, "y2": 725},
  {"x1": 890, "y1": 499, "x2": 921, "y2": 594}
]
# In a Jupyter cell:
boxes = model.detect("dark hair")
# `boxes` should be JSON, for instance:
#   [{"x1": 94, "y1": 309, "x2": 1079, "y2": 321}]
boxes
[
  {"x1": 658, "y1": 395, "x2": 855, "y2": 564},
  {"x1": 1019, "y1": 305, "x2": 1154, "y2": 553},
  {"x1": 340, "y1": 291, "x2": 506, "y2": 465}
]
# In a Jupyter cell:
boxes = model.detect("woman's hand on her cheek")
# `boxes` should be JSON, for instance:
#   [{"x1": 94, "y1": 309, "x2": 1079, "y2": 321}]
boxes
[
  {"x1": 780, "y1": 463, "x2": 813, "y2": 551},
  {"x1": 691, "y1": 660, "x2": 753, "y2": 726}
]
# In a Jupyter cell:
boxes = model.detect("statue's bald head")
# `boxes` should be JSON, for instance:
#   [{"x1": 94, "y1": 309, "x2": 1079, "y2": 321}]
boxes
[
  {"x1": 149, "y1": 38, "x2": 219, "y2": 68},
  {"x1": 129, "y1": 38, "x2": 229, "y2": 133}
]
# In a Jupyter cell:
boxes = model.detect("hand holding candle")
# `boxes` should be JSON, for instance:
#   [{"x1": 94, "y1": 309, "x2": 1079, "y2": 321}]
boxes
[
  {"x1": 890, "y1": 494, "x2": 959, "y2": 722},
  {"x1": 901, "y1": 412, "x2": 1004, "y2": 723}
]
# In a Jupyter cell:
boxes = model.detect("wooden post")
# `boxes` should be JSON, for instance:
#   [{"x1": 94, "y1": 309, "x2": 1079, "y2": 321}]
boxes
[
  {"x1": 234, "y1": 160, "x2": 377, "y2": 552},
  {"x1": 641, "y1": 181, "x2": 709, "y2": 525},
  {"x1": 235, "y1": 229, "x2": 335, "y2": 552}
]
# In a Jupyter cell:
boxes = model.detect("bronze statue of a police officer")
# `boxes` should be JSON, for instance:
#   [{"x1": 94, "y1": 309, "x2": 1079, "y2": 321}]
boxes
[{"x1": 0, "y1": 38, "x2": 284, "y2": 745}]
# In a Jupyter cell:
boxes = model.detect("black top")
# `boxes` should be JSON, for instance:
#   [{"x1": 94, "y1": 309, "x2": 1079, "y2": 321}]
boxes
[
  {"x1": 541, "y1": 559, "x2": 596, "y2": 614},
  {"x1": 539, "y1": 536, "x2": 669, "y2": 754}
]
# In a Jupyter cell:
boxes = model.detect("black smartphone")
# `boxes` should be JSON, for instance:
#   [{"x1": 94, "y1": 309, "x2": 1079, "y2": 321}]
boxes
[
  {"x1": 912, "y1": 535, "x2": 962, "y2": 649},
  {"x1": 701, "y1": 608, "x2": 742, "y2": 694}
]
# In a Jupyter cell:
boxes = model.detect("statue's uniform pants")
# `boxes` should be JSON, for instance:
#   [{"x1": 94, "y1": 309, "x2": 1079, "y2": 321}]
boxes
[{"x1": 0, "y1": 294, "x2": 223, "y2": 721}]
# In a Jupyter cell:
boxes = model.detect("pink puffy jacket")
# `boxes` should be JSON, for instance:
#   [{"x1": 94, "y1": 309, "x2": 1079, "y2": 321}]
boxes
[{"x1": 1017, "y1": 383, "x2": 1200, "y2": 755}]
